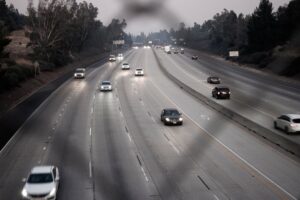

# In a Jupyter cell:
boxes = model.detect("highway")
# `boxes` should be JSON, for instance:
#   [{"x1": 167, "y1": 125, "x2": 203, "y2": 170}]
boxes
[
  {"x1": 0, "y1": 48, "x2": 300, "y2": 200},
  {"x1": 163, "y1": 48, "x2": 300, "y2": 144}
]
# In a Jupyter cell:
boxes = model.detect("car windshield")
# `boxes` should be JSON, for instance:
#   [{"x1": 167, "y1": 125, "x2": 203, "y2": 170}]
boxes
[
  {"x1": 102, "y1": 82, "x2": 110, "y2": 85},
  {"x1": 76, "y1": 69, "x2": 85, "y2": 73},
  {"x1": 28, "y1": 173, "x2": 53, "y2": 183},
  {"x1": 211, "y1": 77, "x2": 219, "y2": 80},
  {"x1": 123, "y1": 63, "x2": 128, "y2": 65},
  {"x1": 292, "y1": 119, "x2": 300, "y2": 123},
  {"x1": 109, "y1": 55, "x2": 115, "y2": 58},
  {"x1": 219, "y1": 88, "x2": 229, "y2": 92},
  {"x1": 136, "y1": 69, "x2": 142, "y2": 71},
  {"x1": 165, "y1": 110, "x2": 180, "y2": 116}
]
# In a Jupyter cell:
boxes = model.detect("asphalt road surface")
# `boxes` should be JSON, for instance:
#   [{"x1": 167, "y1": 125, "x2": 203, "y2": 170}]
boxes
[{"x1": 0, "y1": 48, "x2": 300, "y2": 200}]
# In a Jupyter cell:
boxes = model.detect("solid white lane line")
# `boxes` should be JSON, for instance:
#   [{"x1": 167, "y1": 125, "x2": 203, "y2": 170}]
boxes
[
  {"x1": 149, "y1": 78, "x2": 297, "y2": 200},
  {"x1": 89, "y1": 161, "x2": 92, "y2": 178}
]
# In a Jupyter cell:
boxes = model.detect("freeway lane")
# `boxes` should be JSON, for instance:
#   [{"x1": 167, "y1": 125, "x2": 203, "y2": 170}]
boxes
[
  {"x1": 155, "y1": 48, "x2": 300, "y2": 145},
  {"x1": 132, "y1": 48, "x2": 300, "y2": 199},
  {"x1": 0, "y1": 47, "x2": 300, "y2": 200}
]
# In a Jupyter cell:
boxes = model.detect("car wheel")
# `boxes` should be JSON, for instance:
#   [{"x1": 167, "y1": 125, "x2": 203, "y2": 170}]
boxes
[
  {"x1": 284, "y1": 126, "x2": 290, "y2": 134},
  {"x1": 274, "y1": 122, "x2": 278, "y2": 129}
]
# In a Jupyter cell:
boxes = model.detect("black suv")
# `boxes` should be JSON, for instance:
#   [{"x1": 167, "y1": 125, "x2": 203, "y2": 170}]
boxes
[
  {"x1": 207, "y1": 76, "x2": 221, "y2": 84},
  {"x1": 191, "y1": 55, "x2": 198, "y2": 60},
  {"x1": 161, "y1": 108, "x2": 183, "y2": 125},
  {"x1": 212, "y1": 86, "x2": 230, "y2": 99}
]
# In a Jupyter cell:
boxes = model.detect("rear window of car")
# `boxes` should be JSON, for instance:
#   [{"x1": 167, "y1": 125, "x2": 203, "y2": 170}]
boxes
[
  {"x1": 218, "y1": 88, "x2": 229, "y2": 92},
  {"x1": 76, "y1": 69, "x2": 85, "y2": 72},
  {"x1": 28, "y1": 173, "x2": 53, "y2": 183},
  {"x1": 292, "y1": 119, "x2": 300, "y2": 123},
  {"x1": 102, "y1": 82, "x2": 110, "y2": 85}
]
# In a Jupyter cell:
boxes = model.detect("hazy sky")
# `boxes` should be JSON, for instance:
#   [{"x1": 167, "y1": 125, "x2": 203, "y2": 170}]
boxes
[{"x1": 7, "y1": 0, "x2": 291, "y2": 34}]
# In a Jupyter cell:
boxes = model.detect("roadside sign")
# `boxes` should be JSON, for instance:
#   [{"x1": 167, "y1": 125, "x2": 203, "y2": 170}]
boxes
[
  {"x1": 229, "y1": 51, "x2": 239, "y2": 57},
  {"x1": 113, "y1": 40, "x2": 125, "y2": 45}
]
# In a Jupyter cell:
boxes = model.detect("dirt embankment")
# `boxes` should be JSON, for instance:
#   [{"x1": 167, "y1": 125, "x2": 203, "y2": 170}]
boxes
[{"x1": 0, "y1": 30, "x2": 106, "y2": 116}]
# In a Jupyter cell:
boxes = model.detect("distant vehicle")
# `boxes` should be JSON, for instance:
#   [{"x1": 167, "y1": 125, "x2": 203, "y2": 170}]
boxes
[
  {"x1": 22, "y1": 166, "x2": 59, "y2": 200},
  {"x1": 164, "y1": 46, "x2": 171, "y2": 54},
  {"x1": 122, "y1": 63, "x2": 130, "y2": 70},
  {"x1": 133, "y1": 46, "x2": 139, "y2": 49},
  {"x1": 117, "y1": 53, "x2": 124, "y2": 60},
  {"x1": 274, "y1": 114, "x2": 300, "y2": 134},
  {"x1": 207, "y1": 76, "x2": 221, "y2": 84},
  {"x1": 212, "y1": 86, "x2": 230, "y2": 99},
  {"x1": 135, "y1": 68, "x2": 144, "y2": 76},
  {"x1": 180, "y1": 48, "x2": 184, "y2": 54},
  {"x1": 74, "y1": 68, "x2": 86, "y2": 79},
  {"x1": 109, "y1": 55, "x2": 116, "y2": 62},
  {"x1": 173, "y1": 49, "x2": 179, "y2": 54},
  {"x1": 191, "y1": 55, "x2": 198, "y2": 60},
  {"x1": 161, "y1": 108, "x2": 183, "y2": 125},
  {"x1": 99, "y1": 81, "x2": 112, "y2": 91}
]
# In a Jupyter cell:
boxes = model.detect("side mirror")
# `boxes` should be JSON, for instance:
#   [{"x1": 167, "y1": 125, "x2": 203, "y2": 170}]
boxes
[{"x1": 55, "y1": 177, "x2": 60, "y2": 182}]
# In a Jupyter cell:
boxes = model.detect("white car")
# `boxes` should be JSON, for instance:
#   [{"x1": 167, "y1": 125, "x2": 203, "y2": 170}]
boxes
[
  {"x1": 274, "y1": 114, "x2": 300, "y2": 134},
  {"x1": 100, "y1": 81, "x2": 112, "y2": 91},
  {"x1": 121, "y1": 63, "x2": 130, "y2": 70},
  {"x1": 109, "y1": 55, "x2": 116, "y2": 62},
  {"x1": 135, "y1": 68, "x2": 144, "y2": 76},
  {"x1": 22, "y1": 166, "x2": 59, "y2": 200},
  {"x1": 74, "y1": 68, "x2": 85, "y2": 79}
]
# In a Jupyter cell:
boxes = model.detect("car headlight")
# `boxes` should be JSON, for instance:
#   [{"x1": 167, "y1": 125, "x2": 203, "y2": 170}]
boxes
[
  {"x1": 179, "y1": 117, "x2": 183, "y2": 121},
  {"x1": 166, "y1": 118, "x2": 170, "y2": 122},
  {"x1": 49, "y1": 188, "x2": 56, "y2": 197},
  {"x1": 217, "y1": 92, "x2": 220, "y2": 94},
  {"x1": 22, "y1": 189, "x2": 28, "y2": 197}
]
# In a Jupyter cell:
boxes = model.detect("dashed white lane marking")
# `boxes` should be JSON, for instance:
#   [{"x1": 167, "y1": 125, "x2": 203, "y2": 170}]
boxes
[
  {"x1": 168, "y1": 141, "x2": 180, "y2": 155},
  {"x1": 141, "y1": 167, "x2": 149, "y2": 182},
  {"x1": 43, "y1": 147, "x2": 47, "y2": 151},
  {"x1": 89, "y1": 128, "x2": 92, "y2": 136},
  {"x1": 214, "y1": 194, "x2": 220, "y2": 200},
  {"x1": 91, "y1": 107, "x2": 94, "y2": 114},
  {"x1": 89, "y1": 161, "x2": 92, "y2": 178},
  {"x1": 127, "y1": 133, "x2": 133, "y2": 142},
  {"x1": 149, "y1": 78, "x2": 297, "y2": 200}
]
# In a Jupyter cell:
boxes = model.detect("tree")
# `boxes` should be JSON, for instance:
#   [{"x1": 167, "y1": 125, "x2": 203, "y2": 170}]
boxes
[{"x1": 247, "y1": 0, "x2": 276, "y2": 52}]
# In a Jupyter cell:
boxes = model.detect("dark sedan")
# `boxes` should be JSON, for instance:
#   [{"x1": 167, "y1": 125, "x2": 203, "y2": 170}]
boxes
[
  {"x1": 191, "y1": 55, "x2": 198, "y2": 60},
  {"x1": 161, "y1": 108, "x2": 183, "y2": 125},
  {"x1": 207, "y1": 76, "x2": 221, "y2": 84},
  {"x1": 212, "y1": 86, "x2": 231, "y2": 99}
]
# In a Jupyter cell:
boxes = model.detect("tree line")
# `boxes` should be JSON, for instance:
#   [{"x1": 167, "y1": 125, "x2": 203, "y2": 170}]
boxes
[
  {"x1": 0, "y1": 0, "x2": 131, "y2": 92},
  {"x1": 143, "y1": 0, "x2": 300, "y2": 76}
]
